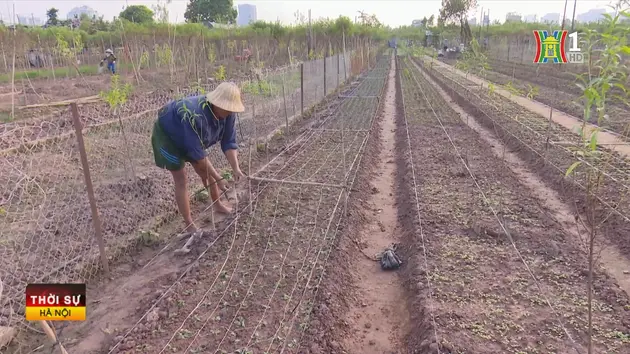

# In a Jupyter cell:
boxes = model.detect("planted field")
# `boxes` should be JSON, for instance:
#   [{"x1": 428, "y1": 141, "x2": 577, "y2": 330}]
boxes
[
  {"x1": 398, "y1": 56, "x2": 630, "y2": 353},
  {"x1": 67, "y1": 55, "x2": 387, "y2": 354},
  {"x1": 444, "y1": 56, "x2": 630, "y2": 135},
  {"x1": 0, "y1": 53, "x2": 351, "y2": 151},
  {"x1": 0, "y1": 46, "x2": 375, "y2": 351},
  {"x1": 419, "y1": 57, "x2": 630, "y2": 260},
  {"x1": 3, "y1": 32, "x2": 630, "y2": 353}
]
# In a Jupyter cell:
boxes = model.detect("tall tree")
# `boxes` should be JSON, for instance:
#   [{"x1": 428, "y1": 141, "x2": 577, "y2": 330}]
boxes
[
  {"x1": 439, "y1": 0, "x2": 476, "y2": 44},
  {"x1": 184, "y1": 0, "x2": 237, "y2": 24},
  {"x1": 119, "y1": 5, "x2": 155, "y2": 24},
  {"x1": 153, "y1": 0, "x2": 172, "y2": 23},
  {"x1": 46, "y1": 8, "x2": 59, "y2": 26}
]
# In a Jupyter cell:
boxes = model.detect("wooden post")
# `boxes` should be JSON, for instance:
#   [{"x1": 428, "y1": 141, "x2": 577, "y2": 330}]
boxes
[
  {"x1": 300, "y1": 63, "x2": 304, "y2": 116},
  {"x1": 336, "y1": 54, "x2": 340, "y2": 88},
  {"x1": 545, "y1": 107, "x2": 554, "y2": 153},
  {"x1": 282, "y1": 76, "x2": 289, "y2": 134},
  {"x1": 361, "y1": 45, "x2": 364, "y2": 72},
  {"x1": 248, "y1": 139, "x2": 253, "y2": 212},
  {"x1": 342, "y1": 31, "x2": 347, "y2": 81},
  {"x1": 70, "y1": 103, "x2": 110, "y2": 275},
  {"x1": 324, "y1": 55, "x2": 327, "y2": 96},
  {"x1": 507, "y1": 40, "x2": 511, "y2": 62}
]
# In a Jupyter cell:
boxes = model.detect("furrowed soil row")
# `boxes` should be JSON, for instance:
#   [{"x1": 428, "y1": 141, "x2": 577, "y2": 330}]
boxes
[
  {"x1": 419, "y1": 57, "x2": 630, "y2": 261},
  {"x1": 397, "y1": 56, "x2": 630, "y2": 353},
  {"x1": 460, "y1": 57, "x2": 630, "y2": 135},
  {"x1": 0, "y1": 53, "x2": 370, "y2": 335},
  {"x1": 101, "y1": 55, "x2": 390, "y2": 354}
]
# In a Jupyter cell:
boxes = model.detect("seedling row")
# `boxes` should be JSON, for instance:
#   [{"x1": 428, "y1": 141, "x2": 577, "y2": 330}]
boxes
[
  {"x1": 398, "y1": 55, "x2": 630, "y2": 353},
  {"x1": 104, "y1": 55, "x2": 389, "y2": 354},
  {"x1": 420, "y1": 57, "x2": 630, "y2": 258}
]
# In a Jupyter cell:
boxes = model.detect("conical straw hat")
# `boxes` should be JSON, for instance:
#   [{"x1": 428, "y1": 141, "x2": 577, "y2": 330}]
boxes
[{"x1": 206, "y1": 82, "x2": 245, "y2": 113}]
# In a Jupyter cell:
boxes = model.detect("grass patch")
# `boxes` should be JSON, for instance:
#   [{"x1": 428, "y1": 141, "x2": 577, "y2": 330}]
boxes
[{"x1": 0, "y1": 62, "x2": 135, "y2": 83}]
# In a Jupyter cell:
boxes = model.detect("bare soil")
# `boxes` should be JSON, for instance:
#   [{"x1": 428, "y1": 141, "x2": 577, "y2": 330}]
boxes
[
  {"x1": 397, "y1": 56, "x2": 630, "y2": 352},
  {"x1": 423, "y1": 57, "x2": 630, "y2": 305},
  {"x1": 1, "y1": 56, "x2": 390, "y2": 354},
  {"x1": 306, "y1": 53, "x2": 409, "y2": 354},
  {"x1": 340, "y1": 54, "x2": 408, "y2": 353},
  {"x1": 423, "y1": 58, "x2": 630, "y2": 274},
  {"x1": 441, "y1": 57, "x2": 630, "y2": 136}
]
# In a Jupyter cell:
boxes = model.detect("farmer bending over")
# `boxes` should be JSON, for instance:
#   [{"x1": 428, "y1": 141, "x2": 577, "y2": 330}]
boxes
[
  {"x1": 100, "y1": 49, "x2": 117, "y2": 74},
  {"x1": 151, "y1": 82, "x2": 246, "y2": 232}
]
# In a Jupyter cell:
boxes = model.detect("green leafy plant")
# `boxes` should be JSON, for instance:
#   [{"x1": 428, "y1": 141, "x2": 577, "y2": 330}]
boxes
[
  {"x1": 156, "y1": 43, "x2": 173, "y2": 67},
  {"x1": 221, "y1": 169, "x2": 233, "y2": 181},
  {"x1": 99, "y1": 75, "x2": 133, "y2": 114},
  {"x1": 190, "y1": 80, "x2": 207, "y2": 95},
  {"x1": 487, "y1": 82, "x2": 496, "y2": 96},
  {"x1": 139, "y1": 50, "x2": 150, "y2": 69},
  {"x1": 564, "y1": 2, "x2": 630, "y2": 353},
  {"x1": 454, "y1": 38, "x2": 490, "y2": 77},
  {"x1": 215, "y1": 65, "x2": 226, "y2": 81},
  {"x1": 526, "y1": 84, "x2": 539, "y2": 100},
  {"x1": 504, "y1": 81, "x2": 522, "y2": 97},
  {"x1": 241, "y1": 80, "x2": 275, "y2": 96},
  {"x1": 207, "y1": 44, "x2": 217, "y2": 63},
  {"x1": 99, "y1": 75, "x2": 135, "y2": 179}
]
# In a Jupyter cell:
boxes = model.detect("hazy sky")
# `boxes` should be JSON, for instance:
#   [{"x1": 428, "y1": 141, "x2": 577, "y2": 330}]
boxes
[{"x1": 0, "y1": 0, "x2": 617, "y2": 27}]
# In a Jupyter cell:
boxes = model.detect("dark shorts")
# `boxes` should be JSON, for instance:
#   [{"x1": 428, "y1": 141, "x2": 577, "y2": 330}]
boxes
[{"x1": 151, "y1": 119, "x2": 190, "y2": 171}]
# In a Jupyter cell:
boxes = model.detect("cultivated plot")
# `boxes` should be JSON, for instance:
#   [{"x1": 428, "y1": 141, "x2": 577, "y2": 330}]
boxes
[{"x1": 397, "y1": 56, "x2": 630, "y2": 353}]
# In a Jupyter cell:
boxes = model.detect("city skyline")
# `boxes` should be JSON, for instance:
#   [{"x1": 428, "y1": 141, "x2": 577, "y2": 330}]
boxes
[{"x1": 0, "y1": 0, "x2": 617, "y2": 27}]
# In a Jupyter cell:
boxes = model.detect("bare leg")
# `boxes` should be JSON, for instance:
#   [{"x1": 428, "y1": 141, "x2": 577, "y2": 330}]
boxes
[
  {"x1": 208, "y1": 176, "x2": 232, "y2": 214},
  {"x1": 171, "y1": 168, "x2": 198, "y2": 232}
]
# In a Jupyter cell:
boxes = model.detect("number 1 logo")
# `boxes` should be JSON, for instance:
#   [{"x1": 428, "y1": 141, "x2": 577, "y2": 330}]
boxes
[{"x1": 533, "y1": 30, "x2": 582, "y2": 64}]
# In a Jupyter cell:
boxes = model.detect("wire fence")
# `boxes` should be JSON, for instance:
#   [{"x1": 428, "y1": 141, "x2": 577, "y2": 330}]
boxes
[
  {"x1": 0, "y1": 48, "x2": 378, "y2": 336},
  {"x1": 104, "y1": 51, "x2": 391, "y2": 354}
]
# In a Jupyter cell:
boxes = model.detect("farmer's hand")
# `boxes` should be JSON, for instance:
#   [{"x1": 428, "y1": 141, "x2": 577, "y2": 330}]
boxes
[
  {"x1": 216, "y1": 178, "x2": 230, "y2": 192},
  {"x1": 233, "y1": 169, "x2": 246, "y2": 182}
]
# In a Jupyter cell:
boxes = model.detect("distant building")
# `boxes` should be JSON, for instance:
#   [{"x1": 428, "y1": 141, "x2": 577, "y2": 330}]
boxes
[
  {"x1": 505, "y1": 12, "x2": 522, "y2": 22},
  {"x1": 524, "y1": 14, "x2": 537, "y2": 23},
  {"x1": 67, "y1": 6, "x2": 98, "y2": 20},
  {"x1": 541, "y1": 13, "x2": 560, "y2": 24},
  {"x1": 17, "y1": 15, "x2": 43, "y2": 26},
  {"x1": 237, "y1": 4, "x2": 257, "y2": 27},
  {"x1": 482, "y1": 14, "x2": 490, "y2": 26},
  {"x1": 576, "y1": 8, "x2": 606, "y2": 23},
  {"x1": 411, "y1": 19, "x2": 423, "y2": 27}
]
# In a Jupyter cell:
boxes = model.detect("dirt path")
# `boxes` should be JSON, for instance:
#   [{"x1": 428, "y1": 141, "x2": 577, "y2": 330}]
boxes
[
  {"x1": 424, "y1": 56, "x2": 630, "y2": 157},
  {"x1": 416, "y1": 59, "x2": 630, "y2": 302},
  {"x1": 341, "y1": 54, "x2": 408, "y2": 353}
]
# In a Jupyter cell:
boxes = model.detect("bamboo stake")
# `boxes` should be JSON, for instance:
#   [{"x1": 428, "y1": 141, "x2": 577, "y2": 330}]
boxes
[
  {"x1": 282, "y1": 75, "x2": 289, "y2": 134},
  {"x1": 38, "y1": 320, "x2": 69, "y2": 354},
  {"x1": 248, "y1": 139, "x2": 253, "y2": 212},
  {"x1": 300, "y1": 63, "x2": 304, "y2": 116},
  {"x1": 71, "y1": 103, "x2": 110, "y2": 275},
  {"x1": 10, "y1": 4, "x2": 16, "y2": 121}
]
